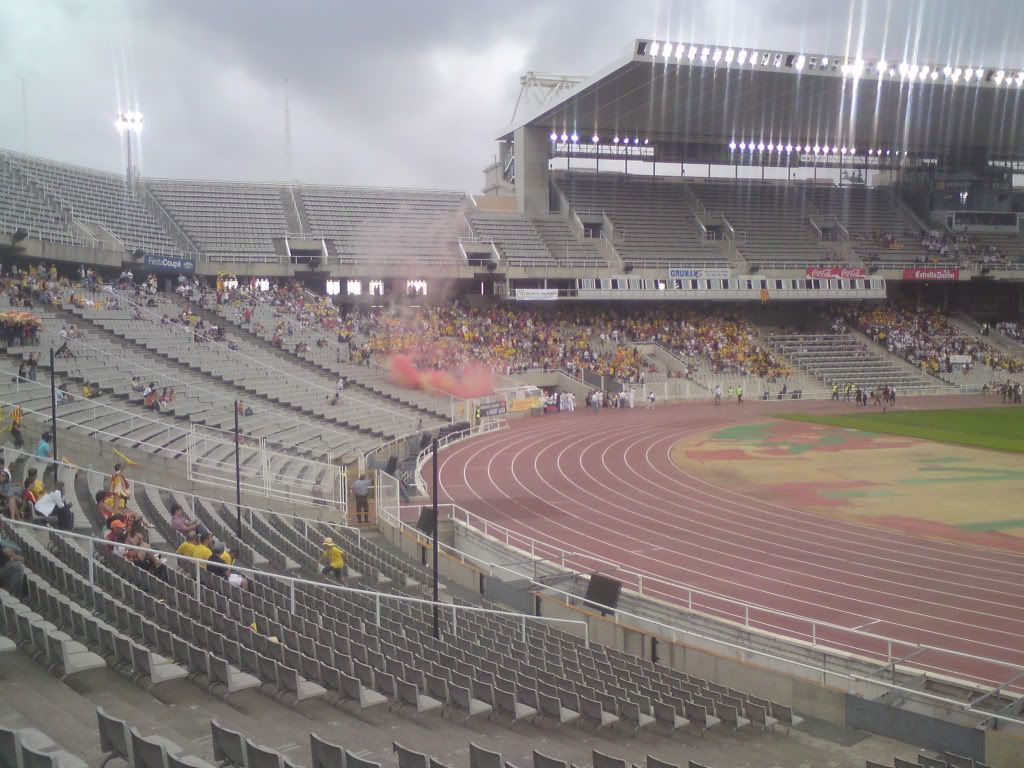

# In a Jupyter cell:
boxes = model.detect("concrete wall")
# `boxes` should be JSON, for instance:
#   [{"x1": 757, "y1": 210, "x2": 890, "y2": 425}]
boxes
[{"x1": 515, "y1": 125, "x2": 552, "y2": 215}]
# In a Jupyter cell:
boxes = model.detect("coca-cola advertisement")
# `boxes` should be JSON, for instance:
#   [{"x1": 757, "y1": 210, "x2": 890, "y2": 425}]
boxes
[
  {"x1": 805, "y1": 267, "x2": 866, "y2": 279},
  {"x1": 902, "y1": 267, "x2": 960, "y2": 281}
]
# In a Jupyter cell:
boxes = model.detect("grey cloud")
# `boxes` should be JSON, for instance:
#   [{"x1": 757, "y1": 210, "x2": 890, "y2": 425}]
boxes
[{"x1": 1, "y1": 0, "x2": 1022, "y2": 192}]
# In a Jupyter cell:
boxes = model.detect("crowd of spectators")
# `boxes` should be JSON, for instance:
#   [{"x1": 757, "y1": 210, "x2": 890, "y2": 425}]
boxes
[
  {"x1": 847, "y1": 304, "x2": 1023, "y2": 376},
  {"x1": 996, "y1": 321, "x2": 1023, "y2": 342}
]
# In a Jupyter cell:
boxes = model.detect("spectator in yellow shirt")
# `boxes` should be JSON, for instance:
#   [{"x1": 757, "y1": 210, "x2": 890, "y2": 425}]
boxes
[{"x1": 320, "y1": 537, "x2": 347, "y2": 583}]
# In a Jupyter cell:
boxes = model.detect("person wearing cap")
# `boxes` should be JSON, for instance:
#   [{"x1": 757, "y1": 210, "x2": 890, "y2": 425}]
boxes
[
  {"x1": 105, "y1": 518, "x2": 128, "y2": 555},
  {"x1": 320, "y1": 537, "x2": 346, "y2": 583}
]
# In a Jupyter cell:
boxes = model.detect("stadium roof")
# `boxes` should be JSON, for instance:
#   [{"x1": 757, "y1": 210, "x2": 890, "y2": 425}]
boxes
[{"x1": 502, "y1": 39, "x2": 1024, "y2": 161}]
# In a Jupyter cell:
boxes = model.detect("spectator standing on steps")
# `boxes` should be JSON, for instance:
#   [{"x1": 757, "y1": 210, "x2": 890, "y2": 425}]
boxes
[{"x1": 352, "y1": 473, "x2": 371, "y2": 524}]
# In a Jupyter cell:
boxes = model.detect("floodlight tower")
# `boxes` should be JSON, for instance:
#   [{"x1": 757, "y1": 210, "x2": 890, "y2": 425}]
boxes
[{"x1": 115, "y1": 111, "x2": 144, "y2": 193}]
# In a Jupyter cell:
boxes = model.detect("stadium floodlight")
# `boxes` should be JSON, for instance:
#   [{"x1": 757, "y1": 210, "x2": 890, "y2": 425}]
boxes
[
  {"x1": 633, "y1": 137, "x2": 640, "y2": 144},
  {"x1": 549, "y1": 132, "x2": 558, "y2": 141},
  {"x1": 785, "y1": 144, "x2": 793, "y2": 153},
  {"x1": 930, "y1": 70, "x2": 939, "y2": 80},
  {"x1": 725, "y1": 49, "x2": 735, "y2": 64},
  {"x1": 643, "y1": 138, "x2": 649, "y2": 145},
  {"x1": 908, "y1": 64, "x2": 919, "y2": 79},
  {"x1": 850, "y1": 147, "x2": 856, "y2": 154},
  {"x1": 867, "y1": 148, "x2": 873, "y2": 155},
  {"x1": 729, "y1": 141, "x2": 737, "y2": 151},
  {"x1": 886, "y1": 149, "x2": 891, "y2": 155},
  {"x1": 712, "y1": 48, "x2": 722, "y2": 63},
  {"x1": 115, "y1": 111, "x2": 144, "y2": 133},
  {"x1": 737, "y1": 50, "x2": 747, "y2": 64},
  {"x1": 675, "y1": 45, "x2": 684, "y2": 60},
  {"x1": 794, "y1": 55, "x2": 806, "y2": 70},
  {"x1": 749, "y1": 51, "x2": 758, "y2": 66},
  {"x1": 821, "y1": 57, "x2": 829, "y2": 66},
  {"x1": 831, "y1": 145, "x2": 839, "y2": 154},
  {"x1": 664, "y1": 43, "x2": 676, "y2": 58},
  {"x1": 650, "y1": 42, "x2": 661, "y2": 57},
  {"x1": 943, "y1": 65, "x2": 953, "y2": 77},
  {"x1": 700, "y1": 46, "x2": 710, "y2": 62},
  {"x1": 688, "y1": 45, "x2": 697, "y2": 61},
  {"x1": 898, "y1": 62, "x2": 909, "y2": 77},
  {"x1": 952, "y1": 67, "x2": 962, "y2": 82},
  {"x1": 560, "y1": 132, "x2": 568, "y2": 142},
  {"x1": 919, "y1": 65, "x2": 929, "y2": 79},
  {"x1": 994, "y1": 70, "x2": 1005, "y2": 84},
  {"x1": 766, "y1": 143, "x2": 774, "y2": 151},
  {"x1": 612, "y1": 136, "x2": 620, "y2": 144},
  {"x1": 570, "y1": 132, "x2": 579, "y2": 142},
  {"x1": 840, "y1": 146, "x2": 847, "y2": 154},
  {"x1": 1016, "y1": 73, "x2": 1024, "y2": 86},
  {"x1": 756, "y1": 142, "x2": 765, "y2": 151},
  {"x1": 876, "y1": 60, "x2": 887, "y2": 74},
  {"x1": 964, "y1": 68, "x2": 974, "y2": 81},
  {"x1": 812, "y1": 144, "x2": 820, "y2": 154},
  {"x1": 591, "y1": 134, "x2": 600, "y2": 143},
  {"x1": 738, "y1": 142, "x2": 746, "y2": 150}
]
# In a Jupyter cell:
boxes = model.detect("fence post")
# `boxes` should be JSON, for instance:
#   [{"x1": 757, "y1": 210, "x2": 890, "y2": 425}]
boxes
[
  {"x1": 450, "y1": 605, "x2": 457, "y2": 637},
  {"x1": 687, "y1": 590, "x2": 692, "y2": 611},
  {"x1": 194, "y1": 560, "x2": 201, "y2": 599},
  {"x1": 744, "y1": 604, "x2": 749, "y2": 627},
  {"x1": 374, "y1": 593, "x2": 381, "y2": 627},
  {"x1": 812, "y1": 622, "x2": 817, "y2": 646},
  {"x1": 638, "y1": 575, "x2": 644, "y2": 597},
  {"x1": 887, "y1": 639, "x2": 892, "y2": 665},
  {"x1": 290, "y1": 581, "x2": 296, "y2": 614},
  {"x1": 88, "y1": 556, "x2": 94, "y2": 586},
  {"x1": 521, "y1": 616, "x2": 527, "y2": 644}
]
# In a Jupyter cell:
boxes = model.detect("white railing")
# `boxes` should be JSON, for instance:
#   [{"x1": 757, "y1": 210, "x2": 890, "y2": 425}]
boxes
[
  {"x1": 438, "y1": 498, "x2": 1024, "y2": 698},
  {"x1": 0, "y1": 517, "x2": 587, "y2": 645},
  {"x1": 413, "y1": 420, "x2": 508, "y2": 498}
]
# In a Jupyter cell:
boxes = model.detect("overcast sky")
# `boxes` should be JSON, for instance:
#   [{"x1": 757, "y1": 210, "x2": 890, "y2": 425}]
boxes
[{"x1": 2, "y1": 0, "x2": 1022, "y2": 192}]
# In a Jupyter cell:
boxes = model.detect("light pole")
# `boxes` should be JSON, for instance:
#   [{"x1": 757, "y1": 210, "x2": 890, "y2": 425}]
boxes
[{"x1": 115, "y1": 111, "x2": 144, "y2": 192}]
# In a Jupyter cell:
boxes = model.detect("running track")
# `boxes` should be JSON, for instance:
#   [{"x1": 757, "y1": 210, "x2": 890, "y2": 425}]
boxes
[{"x1": 433, "y1": 397, "x2": 1024, "y2": 693}]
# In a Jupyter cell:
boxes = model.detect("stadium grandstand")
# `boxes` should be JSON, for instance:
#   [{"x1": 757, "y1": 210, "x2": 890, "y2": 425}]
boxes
[{"x1": 2, "y1": 31, "x2": 1024, "y2": 768}]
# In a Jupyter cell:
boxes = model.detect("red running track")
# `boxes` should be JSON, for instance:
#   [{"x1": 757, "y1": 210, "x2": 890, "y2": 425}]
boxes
[{"x1": 434, "y1": 398, "x2": 1024, "y2": 693}]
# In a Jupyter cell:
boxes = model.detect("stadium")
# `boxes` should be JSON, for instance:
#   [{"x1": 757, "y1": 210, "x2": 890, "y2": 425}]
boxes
[{"x1": 1, "y1": 25, "x2": 1024, "y2": 768}]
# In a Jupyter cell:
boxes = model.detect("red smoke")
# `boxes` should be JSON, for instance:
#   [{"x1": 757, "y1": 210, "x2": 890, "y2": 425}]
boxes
[{"x1": 388, "y1": 354, "x2": 495, "y2": 399}]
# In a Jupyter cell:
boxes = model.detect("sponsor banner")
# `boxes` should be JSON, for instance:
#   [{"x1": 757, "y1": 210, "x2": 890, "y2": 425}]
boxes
[
  {"x1": 949, "y1": 354, "x2": 972, "y2": 365},
  {"x1": 144, "y1": 254, "x2": 196, "y2": 274},
  {"x1": 514, "y1": 288, "x2": 559, "y2": 301},
  {"x1": 902, "y1": 267, "x2": 960, "y2": 281},
  {"x1": 476, "y1": 401, "x2": 507, "y2": 418},
  {"x1": 510, "y1": 396, "x2": 544, "y2": 413},
  {"x1": 669, "y1": 267, "x2": 731, "y2": 280},
  {"x1": 805, "y1": 267, "x2": 866, "y2": 279}
]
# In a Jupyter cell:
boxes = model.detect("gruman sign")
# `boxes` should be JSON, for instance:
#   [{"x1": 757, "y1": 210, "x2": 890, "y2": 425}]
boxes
[{"x1": 668, "y1": 267, "x2": 731, "y2": 280}]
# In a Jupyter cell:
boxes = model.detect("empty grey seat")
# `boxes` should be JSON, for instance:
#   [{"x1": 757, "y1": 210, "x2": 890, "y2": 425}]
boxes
[
  {"x1": 395, "y1": 679, "x2": 442, "y2": 718},
  {"x1": 310, "y1": 733, "x2": 344, "y2": 768},
  {"x1": 245, "y1": 739, "x2": 284, "y2": 768},
  {"x1": 450, "y1": 684, "x2": 491, "y2": 720},
  {"x1": 533, "y1": 752, "x2": 567, "y2": 768},
  {"x1": 97, "y1": 708, "x2": 131, "y2": 768},
  {"x1": 770, "y1": 703, "x2": 804, "y2": 733},
  {"x1": 208, "y1": 656, "x2": 260, "y2": 697},
  {"x1": 579, "y1": 696, "x2": 618, "y2": 730},
  {"x1": 647, "y1": 757, "x2": 678, "y2": 768},
  {"x1": 469, "y1": 743, "x2": 502, "y2": 768},
  {"x1": 538, "y1": 692, "x2": 578, "y2": 727},
  {"x1": 746, "y1": 702, "x2": 778, "y2": 731},
  {"x1": 345, "y1": 751, "x2": 382, "y2": 768},
  {"x1": 339, "y1": 671, "x2": 387, "y2": 712},
  {"x1": 617, "y1": 699, "x2": 654, "y2": 734},
  {"x1": 592, "y1": 751, "x2": 631, "y2": 768},
  {"x1": 210, "y1": 721, "x2": 246, "y2": 767},
  {"x1": 130, "y1": 728, "x2": 185, "y2": 768},
  {"x1": 653, "y1": 700, "x2": 689, "y2": 732},
  {"x1": 393, "y1": 742, "x2": 429, "y2": 768},
  {"x1": 493, "y1": 688, "x2": 536, "y2": 723},
  {"x1": 168, "y1": 756, "x2": 218, "y2": 768}
]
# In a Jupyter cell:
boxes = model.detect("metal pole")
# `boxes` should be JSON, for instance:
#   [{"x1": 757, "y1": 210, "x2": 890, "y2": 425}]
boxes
[
  {"x1": 234, "y1": 401, "x2": 242, "y2": 541},
  {"x1": 49, "y1": 348, "x2": 57, "y2": 477},
  {"x1": 432, "y1": 437, "x2": 440, "y2": 639}
]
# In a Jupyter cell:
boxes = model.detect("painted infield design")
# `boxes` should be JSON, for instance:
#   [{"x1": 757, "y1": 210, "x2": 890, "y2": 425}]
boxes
[{"x1": 674, "y1": 421, "x2": 1024, "y2": 550}]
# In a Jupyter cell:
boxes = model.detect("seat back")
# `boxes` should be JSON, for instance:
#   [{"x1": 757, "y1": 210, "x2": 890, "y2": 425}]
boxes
[
  {"x1": 393, "y1": 742, "x2": 429, "y2": 768},
  {"x1": 96, "y1": 707, "x2": 131, "y2": 761},
  {"x1": 592, "y1": 751, "x2": 626, "y2": 768},
  {"x1": 647, "y1": 757, "x2": 679, "y2": 768},
  {"x1": 19, "y1": 746, "x2": 57, "y2": 768},
  {"x1": 346, "y1": 751, "x2": 382, "y2": 768},
  {"x1": 532, "y1": 752, "x2": 566, "y2": 768},
  {"x1": 469, "y1": 742, "x2": 502, "y2": 768},
  {"x1": 310, "y1": 733, "x2": 344, "y2": 768},
  {"x1": 210, "y1": 721, "x2": 246, "y2": 767},
  {"x1": 244, "y1": 739, "x2": 284, "y2": 768},
  {"x1": 0, "y1": 728, "x2": 21, "y2": 768},
  {"x1": 130, "y1": 728, "x2": 171, "y2": 768}
]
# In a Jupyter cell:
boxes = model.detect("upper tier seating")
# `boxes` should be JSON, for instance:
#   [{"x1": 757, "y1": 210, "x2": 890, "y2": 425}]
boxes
[
  {"x1": 556, "y1": 174, "x2": 721, "y2": 268},
  {"x1": 467, "y1": 213, "x2": 551, "y2": 266},
  {"x1": 300, "y1": 186, "x2": 467, "y2": 266},
  {"x1": 0, "y1": 150, "x2": 180, "y2": 257},
  {"x1": 0, "y1": 158, "x2": 76, "y2": 243},
  {"x1": 688, "y1": 180, "x2": 837, "y2": 267},
  {"x1": 146, "y1": 180, "x2": 289, "y2": 262}
]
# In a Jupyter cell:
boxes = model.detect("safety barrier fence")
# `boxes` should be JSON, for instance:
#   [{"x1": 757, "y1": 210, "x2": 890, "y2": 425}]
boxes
[{"x1": 0, "y1": 516, "x2": 588, "y2": 645}]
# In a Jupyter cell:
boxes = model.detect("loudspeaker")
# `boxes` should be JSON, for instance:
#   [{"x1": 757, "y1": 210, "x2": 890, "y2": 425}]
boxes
[
  {"x1": 308, "y1": 257, "x2": 321, "y2": 270},
  {"x1": 385, "y1": 455, "x2": 398, "y2": 475},
  {"x1": 132, "y1": 248, "x2": 145, "y2": 261},
  {"x1": 584, "y1": 573, "x2": 622, "y2": 616},
  {"x1": 623, "y1": 263, "x2": 634, "y2": 274},
  {"x1": 748, "y1": 264, "x2": 760, "y2": 274},
  {"x1": 11, "y1": 228, "x2": 28, "y2": 243},
  {"x1": 416, "y1": 506, "x2": 437, "y2": 536},
  {"x1": 487, "y1": 261, "x2": 497, "y2": 272}
]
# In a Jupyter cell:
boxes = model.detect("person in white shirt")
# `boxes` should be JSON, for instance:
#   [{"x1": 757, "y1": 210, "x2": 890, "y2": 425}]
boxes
[{"x1": 34, "y1": 483, "x2": 71, "y2": 528}]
